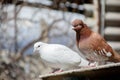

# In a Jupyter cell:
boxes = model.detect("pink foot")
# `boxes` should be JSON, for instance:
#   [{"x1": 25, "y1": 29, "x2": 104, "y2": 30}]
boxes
[
  {"x1": 54, "y1": 69, "x2": 63, "y2": 73},
  {"x1": 81, "y1": 62, "x2": 97, "y2": 68},
  {"x1": 89, "y1": 62, "x2": 98, "y2": 67}
]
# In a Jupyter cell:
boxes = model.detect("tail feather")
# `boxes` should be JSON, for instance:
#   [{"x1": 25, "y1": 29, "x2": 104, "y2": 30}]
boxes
[{"x1": 79, "y1": 58, "x2": 89, "y2": 67}]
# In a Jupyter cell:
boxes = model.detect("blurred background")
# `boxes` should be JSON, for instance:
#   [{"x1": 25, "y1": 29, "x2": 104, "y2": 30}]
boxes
[{"x1": 0, "y1": 0, "x2": 120, "y2": 79}]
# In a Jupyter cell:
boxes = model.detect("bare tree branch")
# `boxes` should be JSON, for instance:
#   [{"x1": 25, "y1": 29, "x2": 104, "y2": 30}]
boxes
[
  {"x1": 14, "y1": 2, "x2": 23, "y2": 53},
  {"x1": 14, "y1": 18, "x2": 63, "y2": 61}
]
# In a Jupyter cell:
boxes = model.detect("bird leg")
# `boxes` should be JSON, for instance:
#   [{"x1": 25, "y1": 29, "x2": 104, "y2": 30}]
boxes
[
  {"x1": 88, "y1": 62, "x2": 98, "y2": 67},
  {"x1": 51, "y1": 68, "x2": 63, "y2": 73},
  {"x1": 80, "y1": 62, "x2": 98, "y2": 68},
  {"x1": 54, "y1": 69, "x2": 63, "y2": 73}
]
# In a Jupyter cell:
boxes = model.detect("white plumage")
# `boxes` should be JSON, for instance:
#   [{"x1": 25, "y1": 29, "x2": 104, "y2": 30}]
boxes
[{"x1": 34, "y1": 42, "x2": 89, "y2": 72}]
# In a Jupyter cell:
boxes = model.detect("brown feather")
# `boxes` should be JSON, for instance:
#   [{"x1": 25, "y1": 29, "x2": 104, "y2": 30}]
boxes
[{"x1": 72, "y1": 19, "x2": 120, "y2": 64}]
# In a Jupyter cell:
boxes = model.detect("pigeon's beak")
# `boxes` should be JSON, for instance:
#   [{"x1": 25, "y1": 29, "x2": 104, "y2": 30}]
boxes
[
  {"x1": 33, "y1": 48, "x2": 39, "y2": 54},
  {"x1": 72, "y1": 27, "x2": 75, "y2": 30},
  {"x1": 72, "y1": 25, "x2": 82, "y2": 30}
]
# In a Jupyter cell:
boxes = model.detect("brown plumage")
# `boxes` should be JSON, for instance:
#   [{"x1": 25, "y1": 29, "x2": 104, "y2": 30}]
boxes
[{"x1": 72, "y1": 19, "x2": 120, "y2": 65}]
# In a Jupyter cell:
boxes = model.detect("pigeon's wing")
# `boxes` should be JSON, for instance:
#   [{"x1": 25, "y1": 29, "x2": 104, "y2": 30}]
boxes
[{"x1": 41, "y1": 44, "x2": 81, "y2": 66}]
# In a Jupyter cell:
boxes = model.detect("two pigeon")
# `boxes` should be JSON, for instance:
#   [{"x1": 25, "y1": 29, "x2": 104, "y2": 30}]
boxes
[{"x1": 33, "y1": 19, "x2": 120, "y2": 73}]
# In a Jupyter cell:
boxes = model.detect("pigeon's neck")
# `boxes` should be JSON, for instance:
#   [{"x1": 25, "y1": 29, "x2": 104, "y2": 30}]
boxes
[{"x1": 76, "y1": 25, "x2": 92, "y2": 43}]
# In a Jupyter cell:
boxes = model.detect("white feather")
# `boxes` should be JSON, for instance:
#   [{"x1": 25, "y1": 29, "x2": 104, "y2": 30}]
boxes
[{"x1": 34, "y1": 42, "x2": 89, "y2": 70}]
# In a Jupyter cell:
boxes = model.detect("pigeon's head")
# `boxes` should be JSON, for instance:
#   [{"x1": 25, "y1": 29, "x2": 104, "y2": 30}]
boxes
[
  {"x1": 33, "y1": 42, "x2": 46, "y2": 53},
  {"x1": 72, "y1": 19, "x2": 84, "y2": 31}
]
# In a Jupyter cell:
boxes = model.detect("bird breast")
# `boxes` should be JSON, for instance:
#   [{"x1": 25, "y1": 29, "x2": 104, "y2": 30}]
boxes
[{"x1": 78, "y1": 37, "x2": 109, "y2": 62}]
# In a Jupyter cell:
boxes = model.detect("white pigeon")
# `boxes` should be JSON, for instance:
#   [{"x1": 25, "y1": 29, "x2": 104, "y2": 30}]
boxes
[{"x1": 34, "y1": 42, "x2": 89, "y2": 72}]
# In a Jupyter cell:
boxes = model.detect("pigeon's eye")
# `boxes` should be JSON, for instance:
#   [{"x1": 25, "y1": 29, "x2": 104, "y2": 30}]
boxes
[
  {"x1": 74, "y1": 25, "x2": 76, "y2": 27},
  {"x1": 78, "y1": 24, "x2": 82, "y2": 26},
  {"x1": 73, "y1": 25, "x2": 77, "y2": 27},
  {"x1": 38, "y1": 45, "x2": 40, "y2": 47}
]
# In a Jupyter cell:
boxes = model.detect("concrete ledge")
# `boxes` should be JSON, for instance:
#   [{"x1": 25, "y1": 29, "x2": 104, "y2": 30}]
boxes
[{"x1": 39, "y1": 63, "x2": 120, "y2": 80}]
